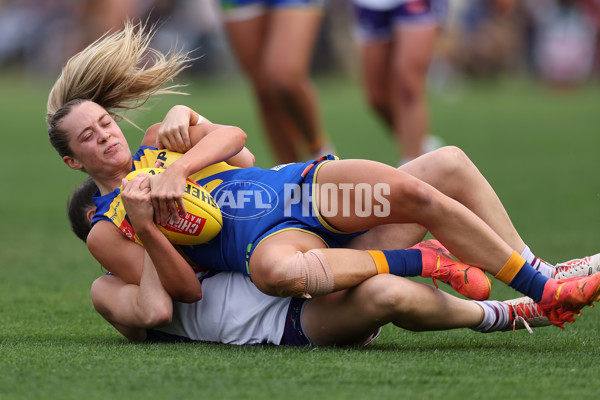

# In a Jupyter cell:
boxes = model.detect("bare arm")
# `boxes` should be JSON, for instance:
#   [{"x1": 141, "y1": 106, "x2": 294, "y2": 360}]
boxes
[
  {"x1": 225, "y1": 146, "x2": 255, "y2": 168},
  {"x1": 143, "y1": 105, "x2": 252, "y2": 169},
  {"x1": 150, "y1": 105, "x2": 252, "y2": 163},
  {"x1": 87, "y1": 222, "x2": 144, "y2": 284},
  {"x1": 144, "y1": 121, "x2": 255, "y2": 168},
  {"x1": 87, "y1": 221, "x2": 202, "y2": 302},
  {"x1": 141, "y1": 107, "x2": 248, "y2": 225},
  {"x1": 123, "y1": 173, "x2": 202, "y2": 301},
  {"x1": 87, "y1": 174, "x2": 203, "y2": 302},
  {"x1": 90, "y1": 253, "x2": 174, "y2": 342}
]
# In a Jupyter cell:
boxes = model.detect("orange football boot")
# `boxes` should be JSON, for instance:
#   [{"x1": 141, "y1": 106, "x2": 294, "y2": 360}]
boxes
[
  {"x1": 410, "y1": 240, "x2": 491, "y2": 301},
  {"x1": 503, "y1": 297, "x2": 550, "y2": 333},
  {"x1": 538, "y1": 273, "x2": 600, "y2": 328}
]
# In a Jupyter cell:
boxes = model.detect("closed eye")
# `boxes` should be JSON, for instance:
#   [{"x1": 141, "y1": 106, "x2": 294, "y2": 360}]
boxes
[{"x1": 80, "y1": 130, "x2": 93, "y2": 142}]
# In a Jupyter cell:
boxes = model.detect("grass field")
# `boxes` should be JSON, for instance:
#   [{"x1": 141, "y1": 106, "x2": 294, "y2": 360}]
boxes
[{"x1": 1, "y1": 71, "x2": 599, "y2": 400}]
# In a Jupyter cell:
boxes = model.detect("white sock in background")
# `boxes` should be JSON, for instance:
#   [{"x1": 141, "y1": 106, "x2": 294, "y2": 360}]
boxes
[{"x1": 521, "y1": 245, "x2": 555, "y2": 278}]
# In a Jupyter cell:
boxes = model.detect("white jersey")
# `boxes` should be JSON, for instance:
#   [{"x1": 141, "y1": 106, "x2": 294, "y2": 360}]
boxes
[{"x1": 152, "y1": 272, "x2": 291, "y2": 345}]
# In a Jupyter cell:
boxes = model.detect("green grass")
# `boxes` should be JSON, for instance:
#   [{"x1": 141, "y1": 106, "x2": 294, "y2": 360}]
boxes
[{"x1": 1, "y1": 72, "x2": 600, "y2": 400}]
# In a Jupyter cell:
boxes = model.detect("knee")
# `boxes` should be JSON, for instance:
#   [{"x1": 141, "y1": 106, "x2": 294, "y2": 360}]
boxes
[
  {"x1": 262, "y1": 62, "x2": 303, "y2": 98},
  {"x1": 367, "y1": 276, "x2": 415, "y2": 314},
  {"x1": 398, "y1": 81, "x2": 423, "y2": 105},
  {"x1": 432, "y1": 146, "x2": 469, "y2": 172},
  {"x1": 369, "y1": 277, "x2": 438, "y2": 332},
  {"x1": 367, "y1": 92, "x2": 392, "y2": 121},
  {"x1": 389, "y1": 175, "x2": 435, "y2": 213},
  {"x1": 250, "y1": 74, "x2": 274, "y2": 103},
  {"x1": 395, "y1": 69, "x2": 426, "y2": 104},
  {"x1": 429, "y1": 146, "x2": 473, "y2": 180},
  {"x1": 250, "y1": 261, "x2": 289, "y2": 297},
  {"x1": 254, "y1": 249, "x2": 334, "y2": 298}
]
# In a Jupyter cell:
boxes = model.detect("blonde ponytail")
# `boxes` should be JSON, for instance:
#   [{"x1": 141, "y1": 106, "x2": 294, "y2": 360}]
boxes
[{"x1": 47, "y1": 20, "x2": 191, "y2": 124}]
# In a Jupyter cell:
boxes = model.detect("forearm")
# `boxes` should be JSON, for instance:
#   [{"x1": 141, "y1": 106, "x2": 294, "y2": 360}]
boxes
[
  {"x1": 135, "y1": 221, "x2": 202, "y2": 302},
  {"x1": 136, "y1": 252, "x2": 173, "y2": 326},
  {"x1": 184, "y1": 105, "x2": 201, "y2": 126},
  {"x1": 90, "y1": 258, "x2": 174, "y2": 340},
  {"x1": 171, "y1": 125, "x2": 247, "y2": 177},
  {"x1": 226, "y1": 147, "x2": 255, "y2": 168}
]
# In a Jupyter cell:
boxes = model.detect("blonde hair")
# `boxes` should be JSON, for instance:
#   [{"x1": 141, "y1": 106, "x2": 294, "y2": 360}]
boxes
[{"x1": 47, "y1": 21, "x2": 192, "y2": 156}]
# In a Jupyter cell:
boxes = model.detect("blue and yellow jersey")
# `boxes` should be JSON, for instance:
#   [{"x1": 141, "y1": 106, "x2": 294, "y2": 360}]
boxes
[
  {"x1": 91, "y1": 146, "x2": 234, "y2": 270},
  {"x1": 92, "y1": 146, "x2": 235, "y2": 242},
  {"x1": 92, "y1": 146, "x2": 362, "y2": 277}
]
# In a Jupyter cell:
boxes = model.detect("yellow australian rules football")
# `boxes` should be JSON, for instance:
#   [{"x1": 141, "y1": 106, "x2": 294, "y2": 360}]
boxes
[{"x1": 125, "y1": 168, "x2": 222, "y2": 245}]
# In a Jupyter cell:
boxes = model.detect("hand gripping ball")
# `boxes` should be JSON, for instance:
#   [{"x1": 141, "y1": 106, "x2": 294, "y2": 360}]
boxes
[{"x1": 125, "y1": 168, "x2": 222, "y2": 245}]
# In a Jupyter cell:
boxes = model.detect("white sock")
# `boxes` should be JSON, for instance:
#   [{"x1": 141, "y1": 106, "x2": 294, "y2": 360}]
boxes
[
  {"x1": 471, "y1": 300, "x2": 511, "y2": 333},
  {"x1": 520, "y1": 245, "x2": 555, "y2": 278}
]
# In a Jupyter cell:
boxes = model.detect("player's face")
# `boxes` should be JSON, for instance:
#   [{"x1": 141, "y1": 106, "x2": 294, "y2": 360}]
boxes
[{"x1": 61, "y1": 101, "x2": 132, "y2": 175}]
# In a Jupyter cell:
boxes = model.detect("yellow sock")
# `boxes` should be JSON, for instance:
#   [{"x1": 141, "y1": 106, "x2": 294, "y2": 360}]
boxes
[
  {"x1": 366, "y1": 250, "x2": 389, "y2": 274},
  {"x1": 495, "y1": 251, "x2": 548, "y2": 302},
  {"x1": 495, "y1": 252, "x2": 526, "y2": 284}
]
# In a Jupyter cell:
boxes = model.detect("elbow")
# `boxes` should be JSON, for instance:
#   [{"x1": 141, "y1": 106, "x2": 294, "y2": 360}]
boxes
[
  {"x1": 139, "y1": 294, "x2": 175, "y2": 328},
  {"x1": 145, "y1": 123, "x2": 161, "y2": 137},
  {"x1": 171, "y1": 287, "x2": 203, "y2": 304},
  {"x1": 234, "y1": 127, "x2": 247, "y2": 148},
  {"x1": 143, "y1": 304, "x2": 173, "y2": 327}
]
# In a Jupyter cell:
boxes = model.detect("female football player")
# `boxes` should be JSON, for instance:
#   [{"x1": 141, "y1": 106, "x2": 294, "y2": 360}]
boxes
[
  {"x1": 67, "y1": 180, "x2": 549, "y2": 345},
  {"x1": 47, "y1": 22, "x2": 600, "y2": 329},
  {"x1": 91, "y1": 254, "x2": 550, "y2": 345},
  {"x1": 351, "y1": 0, "x2": 447, "y2": 165},
  {"x1": 218, "y1": 0, "x2": 333, "y2": 163}
]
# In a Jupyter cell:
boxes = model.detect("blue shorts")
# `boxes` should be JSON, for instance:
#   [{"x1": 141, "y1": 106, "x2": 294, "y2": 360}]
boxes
[
  {"x1": 280, "y1": 297, "x2": 312, "y2": 346},
  {"x1": 246, "y1": 155, "x2": 366, "y2": 272},
  {"x1": 353, "y1": 0, "x2": 447, "y2": 42},
  {"x1": 280, "y1": 298, "x2": 383, "y2": 346},
  {"x1": 220, "y1": 0, "x2": 325, "y2": 22},
  {"x1": 180, "y1": 155, "x2": 365, "y2": 277}
]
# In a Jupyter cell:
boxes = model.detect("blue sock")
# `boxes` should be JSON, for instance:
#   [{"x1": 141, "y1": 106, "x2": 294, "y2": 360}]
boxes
[
  {"x1": 381, "y1": 249, "x2": 423, "y2": 277},
  {"x1": 508, "y1": 262, "x2": 548, "y2": 302}
]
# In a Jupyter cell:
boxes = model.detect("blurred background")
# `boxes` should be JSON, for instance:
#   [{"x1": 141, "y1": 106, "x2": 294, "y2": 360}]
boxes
[
  {"x1": 1, "y1": 0, "x2": 599, "y2": 84},
  {"x1": 0, "y1": 0, "x2": 598, "y2": 239},
  {"x1": 1, "y1": 2, "x2": 599, "y2": 397},
  {"x1": 1, "y1": 0, "x2": 599, "y2": 255},
  {"x1": 2, "y1": 0, "x2": 599, "y2": 166}
]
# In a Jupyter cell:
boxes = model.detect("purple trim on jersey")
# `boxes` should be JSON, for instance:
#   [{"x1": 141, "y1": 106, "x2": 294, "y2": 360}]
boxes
[
  {"x1": 280, "y1": 297, "x2": 312, "y2": 346},
  {"x1": 353, "y1": 0, "x2": 447, "y2": 41}
]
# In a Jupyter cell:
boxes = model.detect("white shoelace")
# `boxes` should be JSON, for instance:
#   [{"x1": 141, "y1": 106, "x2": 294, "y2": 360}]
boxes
[
  {"x1": 510, "y1": 301, "x2": 546, "y2": 334},
  {"x1": 512, "y1": 315, "x2": 533, "y2": 334}
]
